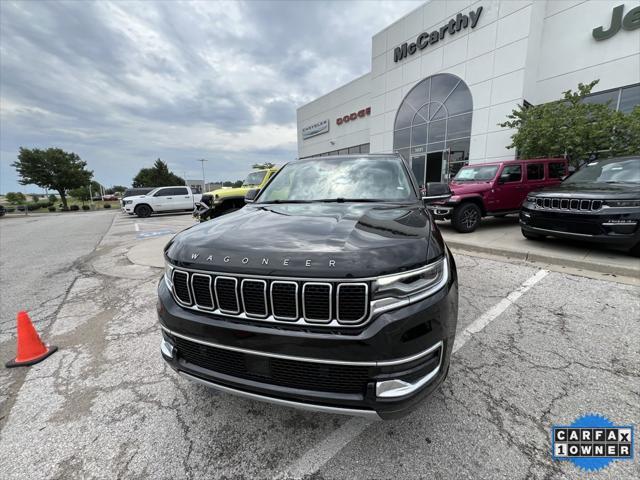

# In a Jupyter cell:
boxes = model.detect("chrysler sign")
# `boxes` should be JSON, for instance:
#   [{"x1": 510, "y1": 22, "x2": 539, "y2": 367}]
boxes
[
  {"x1": 394, "y1": 6, "x2": 483, "y2": 62},
  {"x1": 302, "y1": 119, "x2": 329, "y2": 140}
]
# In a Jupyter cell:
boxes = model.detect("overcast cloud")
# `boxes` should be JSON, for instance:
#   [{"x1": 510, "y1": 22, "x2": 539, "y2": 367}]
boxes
[{"x1": 0, "y1": 0, "x2": 421, "y2": 193}]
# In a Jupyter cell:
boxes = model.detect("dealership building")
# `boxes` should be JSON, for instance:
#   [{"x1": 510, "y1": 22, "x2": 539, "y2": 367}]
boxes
[{"x1": 296, "y1": 0, "x2": 640, "y2": 184}]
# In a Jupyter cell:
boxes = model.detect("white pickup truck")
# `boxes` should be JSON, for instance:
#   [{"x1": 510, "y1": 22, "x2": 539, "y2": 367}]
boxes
[{"x1": 122, "y1": 186, "x2": 202, "y2": 218}]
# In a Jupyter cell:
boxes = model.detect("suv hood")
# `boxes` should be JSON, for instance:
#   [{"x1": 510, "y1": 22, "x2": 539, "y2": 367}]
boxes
[
  {"x1": 167, "y1": 202, "x2": 443, "y2": 278},
  {"x1": 531, "y1": 182, "x2": 640, "y2": 199},
  {"x1": 449, "y1": 181, "x2": 494, "y2": 196},
  {"x1": 207, "y1": 186, "x2": 250, "y2": 198}
]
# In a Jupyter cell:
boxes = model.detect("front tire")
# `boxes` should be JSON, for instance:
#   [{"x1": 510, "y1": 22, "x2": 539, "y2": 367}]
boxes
[
  {"x1": 135, "y1": 204, "x2": 152, "y2": 218},
  {"x1": 452, "y1": 203, "x2": 481, "y2": 233}
]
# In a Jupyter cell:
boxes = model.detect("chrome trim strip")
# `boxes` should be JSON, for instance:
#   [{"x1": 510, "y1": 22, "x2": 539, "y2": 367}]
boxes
[
  {"x1": 376, "y1": 343, "x2": 443, "y2": 397},
  {"x1": 336, "y1": 283, "x2": 369, "y2": 324},
  {"x1": 302, "y1": 282, "x2": 332, "y2": 323},
  {"x1": 178, "y1": 371, "x2": 381, "y2": 419},
  {"x1": 163, "y1": 260, "x2": 439, "y2": 283},
  {"x1": 270, "y1": 281, "x2": 299, "y2": 321},
  {"x1": 161, "y1": 325, "x2": 443, "y2": 367},
  {"x1": 602, "y1": 222, "x2": 638, "y2": 226},
  {"x1": 190, "y1": 273, "x2": 214, "y2": 310},
  {"x1": 214, "y1": 276, "x2": 240, "y2": 314},
  {"x1": 160, "y1": 338, "x2": 175, "y2": 359},
  {"x1": 241, "y1": 279, "x2": 268, "y2": 318},
  {"x1": 523, "y1": 225, "x2": 594, "y2": 237},
  {"x1": 172, "y1": 270, "x2": 192, "y2": 306},
  {"x1": 166, "y1": 257, "x2": 448, "y2": 328}
]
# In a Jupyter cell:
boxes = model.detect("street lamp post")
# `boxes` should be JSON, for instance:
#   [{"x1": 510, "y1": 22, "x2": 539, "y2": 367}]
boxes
[{"x1": 197, "y1": 158, "x2": 208, "y2": 193}]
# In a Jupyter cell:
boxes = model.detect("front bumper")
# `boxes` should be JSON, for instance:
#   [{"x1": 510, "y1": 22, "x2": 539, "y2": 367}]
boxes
[
  {"x1": 157, "y1": 256, "x2": 458, "y2": 420},
  {"x1": 520, "y1": 204, "x2": 640, "y2": 249}
]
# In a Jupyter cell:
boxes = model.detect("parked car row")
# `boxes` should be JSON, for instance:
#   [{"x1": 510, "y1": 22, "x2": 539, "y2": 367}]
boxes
[
  {"x1": 430, "y1": 155, "x2": 640, "y2": 256},
  {"x1": 121, "y1": 186, "x2": 201, "y2": 217}
]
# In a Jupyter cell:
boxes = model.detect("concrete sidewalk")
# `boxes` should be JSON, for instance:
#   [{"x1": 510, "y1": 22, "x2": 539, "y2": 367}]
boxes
[{"x1": 439, "y1": 216, "x2": 639, "y2": 280}]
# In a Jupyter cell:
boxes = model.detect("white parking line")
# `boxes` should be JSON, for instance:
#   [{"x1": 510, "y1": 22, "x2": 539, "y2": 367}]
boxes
[
  {"x1": 278, "y1": 268, "x2": 550, "y2": 480},
  {"x1": 134, "y1": 223, "x2": 140, "y2": 232},
  {"x1": 453, "y1": 268, "x2": 549, "y2": 354},
  {"x1": 277, "y1": 418, "x2": 372, "y2": 480}
]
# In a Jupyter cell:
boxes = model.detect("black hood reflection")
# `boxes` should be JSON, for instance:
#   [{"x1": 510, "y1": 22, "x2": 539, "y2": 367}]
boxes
[{"x1": 167, "y1": 202, "x2": 444, "y2": 278}]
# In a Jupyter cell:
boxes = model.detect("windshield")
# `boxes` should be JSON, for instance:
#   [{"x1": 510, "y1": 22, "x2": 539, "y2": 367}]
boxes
[
  {"x1": 564, "y1": 157, "x2": 640, "y2": 184},
  {"x1": 453, "y1": 165, "x2": 499, "y2": 182},
  {"x1": 145, "y1": 188, "x2": 160, "y2": 196},
  {"x1": 244, "y1": 171, "x2": 267, "y2": 186},
  {"x1": 257, "y1": 157, "x2": 416, "y2": 203}
]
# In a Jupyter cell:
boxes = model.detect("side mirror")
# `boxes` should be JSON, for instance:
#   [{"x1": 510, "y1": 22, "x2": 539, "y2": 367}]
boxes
[
  {"x1": 421, "y1": 182, "x2": 451, "y2": 203},
  {"x1": 244, "y1": 189, "x2": 259, "y2": 203}
]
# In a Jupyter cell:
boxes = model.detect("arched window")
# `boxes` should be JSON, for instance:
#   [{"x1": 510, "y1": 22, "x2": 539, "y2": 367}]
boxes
[{"x1": 393, "y1": 73, "x2": 472, "y2": 185}]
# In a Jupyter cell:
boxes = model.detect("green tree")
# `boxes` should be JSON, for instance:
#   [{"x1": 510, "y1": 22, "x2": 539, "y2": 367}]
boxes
[
  {"x1": 499, "y1": 80, "x2": 640, "y2": 167},
  {"x1": 6, "y1": 192, "x2": 26, "y2": 204},
  {"x1": 132, "y1": 159, "x2": 184, "y2": 187},
  {"x1": 12, "y1": 147, "x2": 93, "y2": 209},
  {"x1": 69, "y1": 181, "x2": 103, "y2": 203},
  {"x1": 252, "y1": 162, "x2": 275, "y2": 169},
  {"x1": 48, "y1": 194, "x2": 57, "y2": 203},
  {"x1": 31, "y1": 194, "x2": 40, "y2": 202},
  {"x1": 232, "y1": 180, "x2": 243, "y2": 188}
]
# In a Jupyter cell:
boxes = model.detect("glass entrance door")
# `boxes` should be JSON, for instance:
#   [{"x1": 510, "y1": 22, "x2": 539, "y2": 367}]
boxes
[{"x1": 411, "y1": 149, "x2": 450, "y2": 187}]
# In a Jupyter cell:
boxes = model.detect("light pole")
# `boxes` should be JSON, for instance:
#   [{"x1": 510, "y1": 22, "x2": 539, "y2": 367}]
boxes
[{"x1": 196, "y1": 158, "x2": 208, "y2": 193}]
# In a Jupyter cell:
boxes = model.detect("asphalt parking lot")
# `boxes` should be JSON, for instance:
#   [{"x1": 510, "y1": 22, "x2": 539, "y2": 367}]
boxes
[{"x1": 0, "y1": 211, "x2": 638, "y2": 479}]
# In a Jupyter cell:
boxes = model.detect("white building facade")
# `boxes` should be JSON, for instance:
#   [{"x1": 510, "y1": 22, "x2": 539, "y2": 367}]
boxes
[{"x1": 297, "y1": 0, "x2": 640, "y2": 185}]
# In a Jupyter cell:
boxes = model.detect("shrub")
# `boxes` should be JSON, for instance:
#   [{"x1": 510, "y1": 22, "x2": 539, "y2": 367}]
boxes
[
  {"x1": 48, "y1": 206, "x2": 56, "y2": 212},
  {"x1": 82, "y1": 205, "x2": 90, "y2": 211},
  {"x1": 103, "y1": 203, "x2": 112, "y2": 209},
  {"x1": 62, "y1": 206, "x2": 70, "y2": 211},
  {"x1": 27, "y1": 203, "x2": 42, "y2": 211},
  {"x1": 48, "y1": 194, "x2": 57, "y2": 203},
  {"x1": 70, "y1": 205, "x2": 80, "y2": 211},
  {"x1": 6, "y1": 207, "x2": 15, "y2": 213}
]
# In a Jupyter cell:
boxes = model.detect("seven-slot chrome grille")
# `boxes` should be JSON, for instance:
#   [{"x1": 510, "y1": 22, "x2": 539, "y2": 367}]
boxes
[
  {"x1": 171, "y1": 269, "x2": 370, "y2": 327},
  {"x1": 533, "y1": 197, "x2": 603, "y2": 211}
]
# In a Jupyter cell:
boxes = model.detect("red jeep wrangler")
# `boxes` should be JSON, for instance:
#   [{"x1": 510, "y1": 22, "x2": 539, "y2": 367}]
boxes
[{"x1": 431, "y1": 158, "x2": 568, "y2": 232}]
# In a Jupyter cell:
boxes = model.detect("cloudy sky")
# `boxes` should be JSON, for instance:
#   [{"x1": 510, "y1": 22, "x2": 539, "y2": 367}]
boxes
[{"x1": 0, "y1": 0, "x2": 422, "y2": 193}]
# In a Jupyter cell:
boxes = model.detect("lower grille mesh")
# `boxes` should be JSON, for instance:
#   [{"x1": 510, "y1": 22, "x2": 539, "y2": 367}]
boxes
[{"x1": 173, "y1": 336, "x2": 370, "y2": 394}]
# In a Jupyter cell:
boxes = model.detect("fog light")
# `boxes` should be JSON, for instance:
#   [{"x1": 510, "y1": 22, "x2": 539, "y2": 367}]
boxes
[
  {"x1": 161, "y1": 338, "x2": 176, "y2": 359},
  {"x1": 375, "y1": 363, "x2": 441, "y2": 398}
]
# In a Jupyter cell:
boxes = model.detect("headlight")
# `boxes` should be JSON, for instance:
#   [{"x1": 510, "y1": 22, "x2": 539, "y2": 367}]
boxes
[
  {"x1": 371, "y1": 257, "x2": 448, "y2": 315},
  {"x1": 124, "y1": 200, "x2": 133, "y2": 205},
  {"x1": 526, "y1": 196, "x2": 537, "y2": 203},
  {"x1": 605, "y1": 199, "x2": 640, "y2": 208},
  {"x1": 164, "y1": 260, "x2": 174, "y2": 289}
]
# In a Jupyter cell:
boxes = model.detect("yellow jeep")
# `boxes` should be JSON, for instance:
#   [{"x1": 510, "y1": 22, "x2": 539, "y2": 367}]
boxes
[{"x1": 196, "y1": 167, "x2": 278, "y2": 221}]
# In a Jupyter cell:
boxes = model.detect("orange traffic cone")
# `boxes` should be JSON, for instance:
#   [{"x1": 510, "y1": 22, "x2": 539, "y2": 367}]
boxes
[{"x1": 5, "y1": 311, "x2": 58, "y2": 368}]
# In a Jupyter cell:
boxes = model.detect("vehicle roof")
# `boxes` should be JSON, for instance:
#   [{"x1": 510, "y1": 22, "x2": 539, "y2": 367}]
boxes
[{"x1": 459, "y1": 157, "x2": 567, "y2": 168}]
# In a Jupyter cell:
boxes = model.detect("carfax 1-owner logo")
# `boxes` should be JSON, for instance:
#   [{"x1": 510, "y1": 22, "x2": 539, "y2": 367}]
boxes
[{"x1": 552, "y1": 414, "x2": 634, "y2": 472}]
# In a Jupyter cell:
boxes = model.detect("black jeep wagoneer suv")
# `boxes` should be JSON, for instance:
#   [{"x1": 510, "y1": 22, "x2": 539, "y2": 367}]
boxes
[{"x1": 158, "y1": 155, "x2": 458, "y2": 419}]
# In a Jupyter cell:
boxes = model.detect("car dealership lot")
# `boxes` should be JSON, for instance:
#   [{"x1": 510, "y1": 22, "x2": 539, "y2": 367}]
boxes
[{"x1": 0, "y1": 213, "x2": 638, "y2": 479}]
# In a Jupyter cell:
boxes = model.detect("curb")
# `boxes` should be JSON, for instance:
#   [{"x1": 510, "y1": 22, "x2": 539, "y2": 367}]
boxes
[{"x1": 445, "y1": 240, "x2": 639, "y2": 278}]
